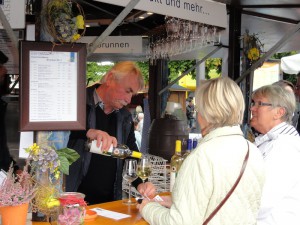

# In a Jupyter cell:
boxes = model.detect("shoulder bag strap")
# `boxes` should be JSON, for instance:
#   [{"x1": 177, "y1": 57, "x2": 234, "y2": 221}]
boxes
[{"x1": 202, "y1": 141, "x2": 250, "y2": 225}]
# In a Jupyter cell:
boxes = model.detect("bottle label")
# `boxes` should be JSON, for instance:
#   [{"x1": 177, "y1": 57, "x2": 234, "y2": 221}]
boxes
[
  {"x1": 90, "y1": 140, "x2": 113, "y2": 155},
  {"x1": 170, "y1": 171, "x2": 176, "y2": 192},
  {"x1": 131, "y1": 151, "x2": 142, "y2": 159}
]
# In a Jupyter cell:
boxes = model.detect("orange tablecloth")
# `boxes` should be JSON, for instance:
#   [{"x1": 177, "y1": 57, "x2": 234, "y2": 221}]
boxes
[
  {"x1": 31, "y1": 193, "x2": 170, "y2": 225},
  {"x1": 32, "y1": 198, "x2": 148, "y2": 225}
]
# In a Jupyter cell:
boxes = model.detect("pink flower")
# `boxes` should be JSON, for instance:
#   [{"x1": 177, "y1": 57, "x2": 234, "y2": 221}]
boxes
[{"x1": 0, "y1": 163, "x2": 36, "y2": 207}]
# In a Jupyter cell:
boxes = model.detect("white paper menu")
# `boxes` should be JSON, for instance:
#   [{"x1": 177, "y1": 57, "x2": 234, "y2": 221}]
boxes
[
  {"x1": 29, "y1": 51, "x2": 77, "y2": 122},
  {"x1": 91, "y1": 208, "x2": 131, "y2": 220}
]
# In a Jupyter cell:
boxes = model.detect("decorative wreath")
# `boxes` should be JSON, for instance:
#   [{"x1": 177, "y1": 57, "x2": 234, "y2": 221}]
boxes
[
  {"x1": 45, "y1": 0, "x2": 85, "y2": 43},
  {"x1": 241, "y1": 30, "x2": 264, "y2": 66}
]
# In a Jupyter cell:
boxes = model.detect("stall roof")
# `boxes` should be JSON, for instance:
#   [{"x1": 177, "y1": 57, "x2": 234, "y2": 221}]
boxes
[
  {"x1": 169, "y1": 84, "x2": 191, "y2": 92},
  {"x1": 281, "y1": 53, "x2": 300, "y2": 74},
  {"x1": 78, "y1": 0, "x2": 300, "y2": 61}
]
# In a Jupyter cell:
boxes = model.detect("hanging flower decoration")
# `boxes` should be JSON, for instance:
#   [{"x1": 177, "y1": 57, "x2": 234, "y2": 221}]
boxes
[
  {"x1": 241, "y1": 30, "x2": 264, "y2": 67},
  {"x1": 45, "y1": 0, "x2": 86, "y2": 43}
]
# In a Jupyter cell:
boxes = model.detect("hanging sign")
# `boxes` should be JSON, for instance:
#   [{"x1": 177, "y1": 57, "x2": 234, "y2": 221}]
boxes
[
  {"x1": 79, "y1": 36, "x2": 143, "y2": 54},
  {"x1": 0, "y1": 0, "x2": 25, "y2": 29},
  {"x1": 94, "y1": 0, "x2": 227, "y2": 28}
]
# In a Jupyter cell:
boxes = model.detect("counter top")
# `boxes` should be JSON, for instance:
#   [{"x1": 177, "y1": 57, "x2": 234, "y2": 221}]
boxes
[{"x1": 31, "y1": 198, "x2": 148, "y2": 225}]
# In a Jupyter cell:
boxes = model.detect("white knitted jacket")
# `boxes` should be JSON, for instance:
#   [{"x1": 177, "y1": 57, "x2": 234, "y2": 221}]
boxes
[{"x1": 142, "y1": 125, "x2": 265, "y2": 225}]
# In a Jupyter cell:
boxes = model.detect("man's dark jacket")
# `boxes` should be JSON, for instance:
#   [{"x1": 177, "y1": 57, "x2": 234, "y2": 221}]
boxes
[{"x1": 66, "y1": 84, "x2": 139, "y2": 200}]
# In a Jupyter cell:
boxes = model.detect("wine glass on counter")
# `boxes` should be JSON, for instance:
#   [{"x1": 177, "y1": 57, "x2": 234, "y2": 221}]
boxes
[
  {"x1": 122, "y1": 159, "x2": 138, "y2": 205},
  {"x1": 137, "y1": 156, "x2": 152, "y2": 184}
]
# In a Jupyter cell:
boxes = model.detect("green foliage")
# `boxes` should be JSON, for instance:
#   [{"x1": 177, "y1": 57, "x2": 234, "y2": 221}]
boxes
[
  {"x1": 283, "y1": 74, "x2": 297, "y2": 85},
  {"x1": 271, "y1": 51, "x2": 297, "y2": 59},
  {"x1": 85, "y1": 58, "x2": 224, "y2": 84},
  {"x1": 56, "y1": 148, "x2": 80, "y2": 175},
  {"x1": 205, "y1": 58, "x2": 222, "y2": 79},
  {"x1": 85, "y1": 60, "x2": 200, "y2": 85},
  {"x1": 168, "y1": 60, "x2": 196, "y2": 81},
  {"x1": 271, "y1": 51, "x2": 299, "y2": 85},
  {"x1": 86, "y1": 62, "x2": 114, "y2": 85},
  {"x1": 136, "y1": 60, "x2": 196, "y2": 83},
  {"x1": 136, "y1": 61, "x2": 150, "y2": 82}
]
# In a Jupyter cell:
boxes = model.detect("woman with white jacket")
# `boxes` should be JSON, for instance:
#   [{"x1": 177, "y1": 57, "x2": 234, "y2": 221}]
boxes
[{"x1": 137, "y1": 77, "x2": 265, "y2": 225}]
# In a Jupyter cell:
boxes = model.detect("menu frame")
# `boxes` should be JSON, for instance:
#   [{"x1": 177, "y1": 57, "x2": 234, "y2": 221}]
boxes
[{"x1": 20, "y1": 41, "x2": 86, "y2": 131}]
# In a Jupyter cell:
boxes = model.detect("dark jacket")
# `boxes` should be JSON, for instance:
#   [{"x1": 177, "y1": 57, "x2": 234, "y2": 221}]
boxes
[
  {"x1": 0, "y1": 97, "x2": 18, "y2": 172},
  {"x1": 66, "y1": 84, "x2": 139, "y2": 200},
  {"x1": 186, "y1": 104, "x2": 195, "y2": 120}
]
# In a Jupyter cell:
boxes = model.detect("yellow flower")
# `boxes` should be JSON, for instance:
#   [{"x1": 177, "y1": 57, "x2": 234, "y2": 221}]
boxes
[
  {"x1": 46, "y1": 197, "x2": 60, "y2": 208},
  {"x1": 72, "y1": 33, "x2": 81, "y2": 41},
  {"x1": 76, "y1": 15, "x2": 84, "y2": 29},
  {"x1": 26, "y1": 143, "x2": 40, "y2": 155},
  {"x1": 54, "y1": 168, "x2": 60, "y2": 179},
  {"x1": 248, "y1": 47, "x2": 260, "y2": 61}
]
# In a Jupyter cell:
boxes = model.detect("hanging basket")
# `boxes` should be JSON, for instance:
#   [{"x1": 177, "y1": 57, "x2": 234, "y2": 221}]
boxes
[{"x1": 45, "y1": 0, "x2": 86, "y2": 44}]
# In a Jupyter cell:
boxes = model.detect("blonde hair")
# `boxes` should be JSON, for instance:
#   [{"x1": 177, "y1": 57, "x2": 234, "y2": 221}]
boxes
[
  {"x1": 100, "y1": 61, "x2": 144, "y2": 91},
  {"x1": 252, "y1": 85, "x2": 296, "y2": 123},
  {"x1": 195, "y1": 77, "x2": 245, "y2": 131}
]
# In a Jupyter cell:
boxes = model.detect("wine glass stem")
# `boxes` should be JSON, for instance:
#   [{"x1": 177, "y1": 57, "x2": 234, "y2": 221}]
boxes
[{"x1": 128, "y1": 183, "x2": 132, "y2": 202}]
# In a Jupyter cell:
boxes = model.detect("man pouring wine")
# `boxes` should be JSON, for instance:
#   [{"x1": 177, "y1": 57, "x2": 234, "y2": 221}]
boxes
[{"x1": 66, "y1": 61, "x2": 156, "y2": 204}]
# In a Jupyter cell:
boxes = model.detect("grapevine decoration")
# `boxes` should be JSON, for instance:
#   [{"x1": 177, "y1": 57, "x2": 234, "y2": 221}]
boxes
[
  {"x1": 45, "y1": 0, "x2": 85, "y2": 44},
  {"x1": 241, "y1": 30, "x2": 264, "y2": 68}
]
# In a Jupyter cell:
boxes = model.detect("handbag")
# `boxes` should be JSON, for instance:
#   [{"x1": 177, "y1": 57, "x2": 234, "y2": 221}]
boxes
[{"x1": 202, "y1": 141, "x2": 250, "y2": 225}]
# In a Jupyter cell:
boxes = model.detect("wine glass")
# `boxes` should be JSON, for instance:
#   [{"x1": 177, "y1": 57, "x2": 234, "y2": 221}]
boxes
[
  {"x1": 137, "y1": 156, "x2": 152, "y2": 184},
  {"x1": 122, "y1": 159, "x2": 138, "y2": 205}
]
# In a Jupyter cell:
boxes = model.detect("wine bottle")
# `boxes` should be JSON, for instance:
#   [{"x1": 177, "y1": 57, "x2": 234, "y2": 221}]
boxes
[
  {"x1": 192, "y1": 137, "x2": 198, "y2": 150},
  {"x1": 86, "y1": 140, "x2": 142, "y2": 159},
  {"x1": 170, "y1": 140, "x2": 184, "y2": 192},
  {"x1": 183, "y1": 138, "x2": 192, "y2": 160}
]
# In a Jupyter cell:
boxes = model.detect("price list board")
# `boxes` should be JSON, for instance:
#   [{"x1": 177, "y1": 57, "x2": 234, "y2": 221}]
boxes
[
  {"x1": 29, "y1": 51, "x2": 77, "y2": 122},
  {"x1": 20, "y1": 41, "x2": 87, "y2": 131}
]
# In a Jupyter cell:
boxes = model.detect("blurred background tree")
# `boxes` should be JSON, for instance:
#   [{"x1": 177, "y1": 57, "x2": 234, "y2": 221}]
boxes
[
  {"x1": 205, "y1": 58, "x2": 222, "y2": 79},
  {"x1": 271, "y1": 51, "x2": 298, "y2": 84},
  {"x1": 86, "y1": 62, "x2": 113, "y2": 86}
]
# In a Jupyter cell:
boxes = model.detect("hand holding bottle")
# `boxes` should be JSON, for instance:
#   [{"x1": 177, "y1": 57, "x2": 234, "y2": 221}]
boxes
[
  {"x1": 87, "y1": 140, "x2": 142, "y2": 159},
  {"x1": 86, "y1": 128, "x2": 117, "y2": 151}
]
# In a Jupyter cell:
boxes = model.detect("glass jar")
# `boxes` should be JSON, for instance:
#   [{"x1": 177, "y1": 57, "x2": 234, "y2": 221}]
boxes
[{"x1": 57, "y1": 192, "x2": 86, "y2": 225}]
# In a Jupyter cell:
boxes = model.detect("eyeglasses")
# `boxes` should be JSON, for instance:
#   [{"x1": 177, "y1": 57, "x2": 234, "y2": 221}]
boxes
[{"x1": 250, "y1": 100, "x2": 273, "y2": 108}]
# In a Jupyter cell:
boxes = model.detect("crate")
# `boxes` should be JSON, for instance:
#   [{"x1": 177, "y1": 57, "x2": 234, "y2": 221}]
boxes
[{"x1": 122, "y1": 154, "x2": 170, "y2": 197}]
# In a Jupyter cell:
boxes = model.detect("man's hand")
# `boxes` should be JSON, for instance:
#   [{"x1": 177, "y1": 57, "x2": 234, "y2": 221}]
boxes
[
  {"x1": 137, "y1": 181, "x2": 156, "y2": 199},
  {"x1": 86, "y1": 129, "x2": 117, "y2": 151}
]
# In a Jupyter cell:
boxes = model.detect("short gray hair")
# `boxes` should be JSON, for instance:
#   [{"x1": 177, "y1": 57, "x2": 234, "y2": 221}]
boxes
[
  {"x1": 100, "y1": 61, "x2": 144, "y2": 91},
  {"x1": 195, "y1": 77, "x2": 245, "y2": 131},
  {"x1": 252, "y1": 85, "x2": 296, "y2": 123}
]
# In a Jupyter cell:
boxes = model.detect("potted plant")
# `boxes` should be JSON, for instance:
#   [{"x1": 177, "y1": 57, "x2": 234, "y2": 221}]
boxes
[
  {"x1": 0, "y1": 163, "x2": 36, "y2": 225},
  {"x1": 25, "y1": 143, "x2": 80, "y2": 222}
]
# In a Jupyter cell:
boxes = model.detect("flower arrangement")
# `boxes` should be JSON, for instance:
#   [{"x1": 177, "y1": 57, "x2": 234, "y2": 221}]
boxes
[
  {"x1": 241, "y1": 30, "x2": 264, "y2": 67},
  {"x1": 45, "y1": 0, "x2": 85, "y2": 43},
  {"x1": 58, "y1": 192, "x2": 86, "y2": 225},
  {"x1": 0, "y1": 163, "x2": 36, "y2": 207},
  {"x1": 25, "y1": 143, "x2": 80, "y2": 220},
  {"x1": 58, "y1": 207, "x2": 83, "y2": 225}
]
